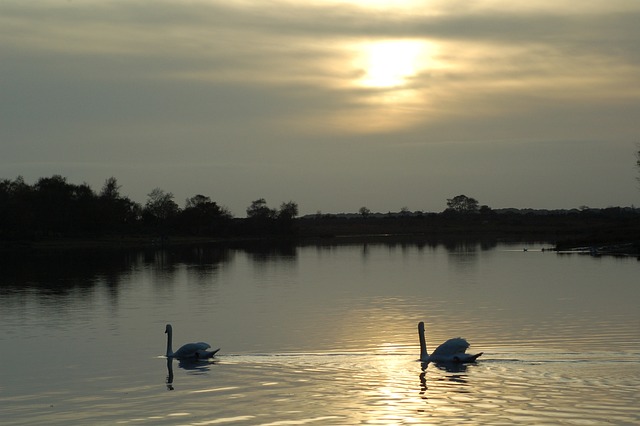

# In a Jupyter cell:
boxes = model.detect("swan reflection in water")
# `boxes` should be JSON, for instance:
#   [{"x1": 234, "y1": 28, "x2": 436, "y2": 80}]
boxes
[
  {"x1": 165, "y1": 357, "x2": 218, "y2": 391},
  {"x1": 419, "y1": 361, "x2": 471, "y2": 400}
]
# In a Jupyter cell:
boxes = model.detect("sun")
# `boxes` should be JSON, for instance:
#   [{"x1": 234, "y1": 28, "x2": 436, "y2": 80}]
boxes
[
  {"x1": 359, "y1": 40, "x2": 427, "y2": 88},
  {"x1": 315, "y1": 38, "x2": 437, "y2": 133}
]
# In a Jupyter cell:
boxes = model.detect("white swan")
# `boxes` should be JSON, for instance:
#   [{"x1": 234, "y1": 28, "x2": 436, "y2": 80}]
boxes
[
  {"x1": 418, "y1": 322, "x2": 482, "y2": 363},
  {"x1": 165, "y1": 324, "x2": 220, "y2": 360}
]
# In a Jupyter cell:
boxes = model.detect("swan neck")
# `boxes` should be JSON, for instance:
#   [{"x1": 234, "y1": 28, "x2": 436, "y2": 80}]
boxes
[
  {"x1": 166, "y1": 327, "x2": 173, "y2": 357},
  {"x1": 419, "y1": 323, "x2": 428, "y2": 360}
]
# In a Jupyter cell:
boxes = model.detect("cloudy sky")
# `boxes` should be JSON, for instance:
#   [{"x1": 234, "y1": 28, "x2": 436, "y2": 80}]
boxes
[{"x1": 2, "y1": 0, "x2": 639, "y2": 215}]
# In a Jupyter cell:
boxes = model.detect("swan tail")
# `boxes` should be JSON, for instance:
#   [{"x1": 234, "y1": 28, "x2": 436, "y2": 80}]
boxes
[
  {"x1": 195, "y1": 348, "x2": 220, "y2": 359},
  {"x1": 454, "y1": 352, "x2": 483, "y2": 363},
  {"x1": 469, "y1": 352, "x2": 483, "y2": 361}
]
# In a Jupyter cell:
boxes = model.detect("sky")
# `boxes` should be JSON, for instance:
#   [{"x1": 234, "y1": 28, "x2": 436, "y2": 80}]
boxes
[{"x1": 1, "y1": 0, "x2": 639, "y2": 216}]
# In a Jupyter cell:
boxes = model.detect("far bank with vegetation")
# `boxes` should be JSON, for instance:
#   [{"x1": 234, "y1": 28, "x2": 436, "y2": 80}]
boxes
[{"x1": 1, "y1": 175, "x2": 639, "y2": 254}]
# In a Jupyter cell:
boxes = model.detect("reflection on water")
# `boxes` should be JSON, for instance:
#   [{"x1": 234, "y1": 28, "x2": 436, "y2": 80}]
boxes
[
  {"x1": 166, "y1": 357, "x2": 218, "y2": 391},
  {"x1": 166, "y1": 358, "x2": 174, "y2": 391},
  {"x1": 0, "y1": 238, "x2": 501, "y2": 295},
  {"x1": 1, "y1": 239, "x2": 639, "y2": 425}
]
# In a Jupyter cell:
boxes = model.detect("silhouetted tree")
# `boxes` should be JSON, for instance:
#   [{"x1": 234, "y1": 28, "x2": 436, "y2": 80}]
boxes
[
  {"x1": 145, "y1": 188, "x2": 179, "y2": 220},
  {"x1": 97, "y1": 177, "x2": 142, "y2": 233},
  {"x1": 245, "y1": 199, "x2": 300, "y2": 236},
  {"x1": 479, "y1": 205, "x2": 493, "y2": 215},
  {"x1": 100, "y1": 176, "x2": 121, "y2": 200},
  {"x1": 277, "y1": 201, "x2": 298, "y2": 220},
  {"x1": 31, "y1": 175, "x2": 100, "y2": 234},
  {"x1": 120, "y1": 198, "x2": 143, "y2": 226},
  {"x1": 274, "y1": 201, "x2": 299, "y2": 235},
  {"x1": 185, "y1": 194, "x2": 211, "y2": 210},
  {"x1": 445, "y1": 195, "x2": 480, "y2": 214},
  {"x1": 0, "y1": 176, "x2": 33, "y2": 238},
  {"x1": 144, "y1": 188, "x2": 179, "y2": 234},
  {"x1": 246, "y1": 198, "x2": 277, "y2": 219},
  {"x1": 0, "y1": 175, "x2": 105, "y2": 237},
  {"x1": 359, "y1": 206, "x2": 371, "y2": 217},
  {"x1": 72, "y1": 182, "x2": 100, "y2": 232},
  {"x1": 180, "y1": 194, "x2": 232, "y2": 235}
]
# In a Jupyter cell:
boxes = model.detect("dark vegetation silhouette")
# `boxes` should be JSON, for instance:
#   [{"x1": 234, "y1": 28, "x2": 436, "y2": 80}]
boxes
[
  {"x1": 445, "y1": 194, "x2": 480, "y2": 214},
  {"x1": 636, "y1": 147, "x2": 640, "y2": 186},
  {"x1": 0, "y1": 176, "x2": 298, "y2": 244},
  {"x1": 1, "y1": 175, "x2": 639, "y2": 253}
]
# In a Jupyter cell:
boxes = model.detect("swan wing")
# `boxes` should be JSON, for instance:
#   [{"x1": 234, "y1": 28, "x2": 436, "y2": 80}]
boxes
[
  {"x1": 431, "y1": 337, "x2": 470, "y2": 357},
  {"x1": 430, "y1": 338, "x2": 482, "y2": 363},
  {"x1": 173, "y1": 342, "x2": 212, "y2": 358}
]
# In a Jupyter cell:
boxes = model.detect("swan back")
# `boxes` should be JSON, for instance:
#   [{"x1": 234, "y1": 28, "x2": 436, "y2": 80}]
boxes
[
  {"x1": 431, "y1": 337, "x2": 470, "y2": 357},
  {"x1": 173, "y1": 342, "x2": 211, "y2": 358}
]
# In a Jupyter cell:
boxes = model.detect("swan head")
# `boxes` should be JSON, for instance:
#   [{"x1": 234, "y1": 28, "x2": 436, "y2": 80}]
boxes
[
  {"x1": 165, "y1": 324, "x2": 172, "y2": 334},
  {"x1": 418, "y1": 322, "x2": 425, "y2": 333}
]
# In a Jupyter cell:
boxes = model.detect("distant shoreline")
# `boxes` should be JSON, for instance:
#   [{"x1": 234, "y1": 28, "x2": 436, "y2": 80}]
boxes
[
  {"x1": 2, "y1": 205, "x2": 640, "y2": 255},
  {"x1": 2, "y1": 175, "x2": 639, "y2": 255},
  {"x1": 2, "y1": 224, "x2": 639, "y2": 256}
]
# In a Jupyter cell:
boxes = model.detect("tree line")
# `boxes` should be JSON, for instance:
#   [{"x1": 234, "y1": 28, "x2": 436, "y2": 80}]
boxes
[
  {"x1": 0, "y1": 175, "x2": 298, "y2": 240},
  {"x1": 2, "y1": 175, "x2": 639, "y2": 246}
]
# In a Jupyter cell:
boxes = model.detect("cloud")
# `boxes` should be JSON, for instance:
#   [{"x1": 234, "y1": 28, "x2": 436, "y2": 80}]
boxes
[{"x1": 1, "y1": 0, "x2": 639, "y2": 212}]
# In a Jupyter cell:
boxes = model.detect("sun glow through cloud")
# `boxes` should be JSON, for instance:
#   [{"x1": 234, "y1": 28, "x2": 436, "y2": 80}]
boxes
[
  {"x1": 326, "y1": 39, "x2": 438, "y2": 133},
  {"x1": 359, "y1": 40, "x2": 429, "y2": 88}
]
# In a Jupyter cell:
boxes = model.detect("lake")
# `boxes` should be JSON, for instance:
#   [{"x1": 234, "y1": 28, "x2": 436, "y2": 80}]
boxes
[{"x1": 0, "y1": 239, "x2": 638, "y2": 425}]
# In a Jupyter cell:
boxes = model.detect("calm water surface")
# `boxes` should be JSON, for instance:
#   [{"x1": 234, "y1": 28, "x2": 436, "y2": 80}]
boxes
[{"x1": 1, "y1": 240, "x2": 638, "y2": 425}]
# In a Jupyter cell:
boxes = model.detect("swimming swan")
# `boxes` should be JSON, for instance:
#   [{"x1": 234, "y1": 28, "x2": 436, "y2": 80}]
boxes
[
  {"x1": 418, "y1": 322, "x2": 482, "y2": 363},
  {"x1": 165, "y1": 324, "x2": 220, "y2": 360}
]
